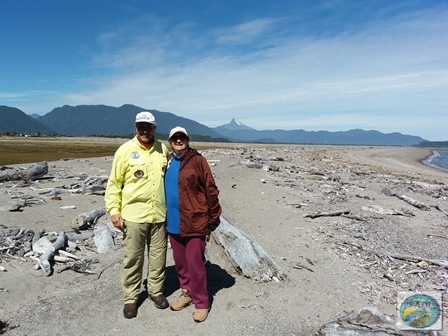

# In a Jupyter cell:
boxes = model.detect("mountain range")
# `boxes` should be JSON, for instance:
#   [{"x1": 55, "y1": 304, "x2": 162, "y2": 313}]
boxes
[
  {"x1": 0, "y1": 106, "x2": 56, "y2": 135},
  {"x1": 0, "y1": 104, "x2": 426, "y2": 146}
]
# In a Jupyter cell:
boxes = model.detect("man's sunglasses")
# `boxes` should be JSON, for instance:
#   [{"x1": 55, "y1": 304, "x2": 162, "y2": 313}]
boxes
[{"x1": 136, "y1": 123, "x2": 156, "y2": 130}]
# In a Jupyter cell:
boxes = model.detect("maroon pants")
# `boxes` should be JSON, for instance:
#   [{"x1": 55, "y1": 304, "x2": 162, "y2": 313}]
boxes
[{"x1": 169, "y1": 234, "x2": 209, "y2": 309}]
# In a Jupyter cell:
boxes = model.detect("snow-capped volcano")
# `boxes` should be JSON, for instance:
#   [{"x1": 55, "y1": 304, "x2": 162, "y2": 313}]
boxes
[{"x1": 215, "y1": 118, "x2": 255, "y2": 131}]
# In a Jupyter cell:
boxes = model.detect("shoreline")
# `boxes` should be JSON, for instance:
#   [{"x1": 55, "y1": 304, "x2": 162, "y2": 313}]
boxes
[
  {"x1": 340, "y1": 146, "x2": 447, "y2": 180},
  {"x1": 422, "y1": 149, "x2": 448, "y2": 173}
]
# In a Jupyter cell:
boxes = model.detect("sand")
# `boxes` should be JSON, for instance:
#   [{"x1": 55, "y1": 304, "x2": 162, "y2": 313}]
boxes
[{"x1": 1, "y1": 144, "x2": 447, "y2": 336}]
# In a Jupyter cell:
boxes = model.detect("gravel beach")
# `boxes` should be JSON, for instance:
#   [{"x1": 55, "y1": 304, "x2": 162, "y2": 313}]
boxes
[{"x1": 1, "y1": 143, "x2": 447, "y2": 336}]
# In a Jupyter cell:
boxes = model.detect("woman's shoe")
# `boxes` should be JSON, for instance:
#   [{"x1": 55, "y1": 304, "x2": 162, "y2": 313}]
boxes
[{"x1": 193, "y1": 308, "x2": 209, "y2": 323}]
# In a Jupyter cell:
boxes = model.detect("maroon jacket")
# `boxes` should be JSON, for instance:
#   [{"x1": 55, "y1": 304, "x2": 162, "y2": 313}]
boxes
[{"x1": 175, "y1": 148, "x2": 222, "y2": 237}]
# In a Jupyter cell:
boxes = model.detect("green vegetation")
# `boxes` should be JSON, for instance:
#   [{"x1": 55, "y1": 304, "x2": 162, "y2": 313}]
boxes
[
  {"x1": 0, "y1": 138, "x2": 121, "y2": 165},
  {"x1": 0, "y1": 137, "x2": 234, "y2": 166},
  {"x1": 415, "y1": 141, "x2": 448, "y2": 148}
]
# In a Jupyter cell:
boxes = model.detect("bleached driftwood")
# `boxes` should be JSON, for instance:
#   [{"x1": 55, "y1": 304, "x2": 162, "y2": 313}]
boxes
[
  {"x1": 25, "y1": 162, "x2": 49, "y2": 181},
  {"x1": 82, "y1": 185, "x2": 106, "y2": 195},
  {"x1": 64, "y1": 175, "x2": 108, "y2": 189},
  {"x1": 57, "y1": 260, "x2": 98, "y2": 275},
  {"x1": 32, "y1": 237, "x2": 53, "y2": 254},
  {"x1": 370, "y1": 250, "x2": 448, "y2": 269},
  {"x1": 0, "y1": 204, "x2": 22, "y2": 212},
  {"x1": 340, "y1": 214, "x2": 366, "y2": 221},
  {"x1": 58, "y1": 250, "x2": 80, "y2": 260},
  {"x1": 436, "y1": 202, "x2": 448, "y2": 217},
  {"x1": 0, "y1": 169, "x2": 24, "y2": 183},
  {"x1": 26, "y1": 175, "x2": 106, "y2": 197},
  {"x1": 63, "y1": 175, "x2": 108, "y2": 195},
  {"x1": 80, "y1": 176, "x2": 108, "y2": 194},
  {"x1": 71, "y1": 207, "x2": 106, "y2": 230},
  {"x1": 409, "y1": 180, "x2": 444, "y2": 190},
  {"x1": 211, "y1": 216, "x2": 285, "y2": 282},
  {"x1": 93, "y1": 224, "x2": 115, "y2": 253},
  {"x1": 303, "y1": 210, "x2": 350, "y2": 219},
  {"x1": 0, "y1": 168, "x2": 24, "y2": 183},
  {"x1": 246, "y1": 162, "x2": 263, "y2": 169},
  {"x1": 382, "y1": 188, "x2": 430, "y2": 211},
  {"x1": 318, "y1": 306, "x2": 399, "y2": 336},
  {"x1": 343, "y1": 240, "x2": 448, "y2": 269},
  {"x1": 53, "y1": 255, "x2": 75, "y2": 263},
  {"x1": 36, "y1": 231, "x2": 67, "y2": 276},
  {"x1": 361, "y1": 205, "x2": 414, "y2": 217},
  {"x1": 293, "y1": 263, "x2": 314, "y2": 272},
  {"x1": 0, "y1": 162, "x2": 48, "y2": 182},
  {"x1": 30, "y1": 186, "x2": 81, "y2": 196}
]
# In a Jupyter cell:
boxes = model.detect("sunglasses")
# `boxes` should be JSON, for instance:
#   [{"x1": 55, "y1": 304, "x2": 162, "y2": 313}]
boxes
[
  {"x1": 170, "y1": 135, "x2": 187, "y2": 141},
  {"x1": 136, "y1": 123, "x2": 156, "y2": 130}
]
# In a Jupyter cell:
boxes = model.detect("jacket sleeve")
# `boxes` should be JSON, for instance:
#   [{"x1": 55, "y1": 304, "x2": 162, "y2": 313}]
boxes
[
  {"x1": 199, "y1": 157, "x2": 222, "y2": 226},
  {"x1": 105, "y1": 148, "x2": 126, "y2": 216}
]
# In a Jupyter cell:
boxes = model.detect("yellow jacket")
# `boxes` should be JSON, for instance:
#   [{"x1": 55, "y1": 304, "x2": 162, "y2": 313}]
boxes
[{"x1": 105, "y1": 136, "x2": 169, "y2": 223}]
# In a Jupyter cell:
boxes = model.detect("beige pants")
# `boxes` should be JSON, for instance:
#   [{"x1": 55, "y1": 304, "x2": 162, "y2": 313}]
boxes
[{"x1": 121, "y1": 220, "x2": 167, "y2": 304}]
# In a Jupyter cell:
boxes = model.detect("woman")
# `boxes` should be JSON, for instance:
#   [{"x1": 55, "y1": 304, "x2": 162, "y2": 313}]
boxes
[{"x1": 164, "y1": 126, "x2": 222, "y2": 323}]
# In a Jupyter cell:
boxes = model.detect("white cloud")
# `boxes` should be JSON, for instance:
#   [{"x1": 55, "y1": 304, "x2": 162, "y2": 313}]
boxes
[
  {"x1": 8, "y1": 5, "x2": 448, "y2": 141},
  {"x1": 213, "y1": 19, "x2": 277, "y2": 45}
]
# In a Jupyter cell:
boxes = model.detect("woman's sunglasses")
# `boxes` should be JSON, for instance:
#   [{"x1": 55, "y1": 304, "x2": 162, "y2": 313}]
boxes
[{"x1": 170, "y1": 135, "x2": 187, "y2": 141}]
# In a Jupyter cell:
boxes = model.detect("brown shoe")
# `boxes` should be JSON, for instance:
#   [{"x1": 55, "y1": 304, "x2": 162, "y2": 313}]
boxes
[
  {"x1": 170, "y1": 290, "x2": 193, "y2": 311},
  {"x1": 193, "y1": 308, "x2": 209, "y2": 323},
  {"x1": 149, "y1": 294, "x2": 169, "y2": 309},
  {"x1": 123, "y1": 303, "x2": 137, "y2": 319}
]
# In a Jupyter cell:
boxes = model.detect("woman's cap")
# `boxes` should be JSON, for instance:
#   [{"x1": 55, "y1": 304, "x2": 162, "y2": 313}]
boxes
[
  {"x1": 135, "y1": 111, "x2": 156, "y2": 125},
  {"x1": 169, "y1": 126, "x2": 188, "y2": 139}
]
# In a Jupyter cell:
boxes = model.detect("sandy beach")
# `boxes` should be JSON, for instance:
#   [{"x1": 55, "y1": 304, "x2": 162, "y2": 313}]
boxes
[
  {"x1": 343, "y1": 146, "x2": 439, "y2": 175},
  {"x1": 1, "y1": 144, "x2": 447, "y2": 335}
]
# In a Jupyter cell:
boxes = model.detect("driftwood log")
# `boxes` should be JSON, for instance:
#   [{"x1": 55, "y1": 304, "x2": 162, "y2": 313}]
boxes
[
  {"x1": 318, "y1": 306, "x2": 399, "y2": 335},
  {"x1": 303, "y1": 210, "x2": 350, "y2": 219},
  {"x1": 36, "y1": 231, "x2": 67, "y2": 276},
  {"x1": 63, "y1": 175, "x2": 108, "y2": 195},
  {"x1": 370, "y1": 250, "x2": 448, "y2": 269},
  {"x1": 382, "y1": 188, "x2": 430, "y2": 211},
  {"x1": 57, "y1": 260, "x2": 98, "y2": 275},
  {"x1": 211, "y1": 216, "x2": 285, "y2": 282},
  {"x1": 0, "y1": 162, "x2": 48, "y2": 183},
  {"x1": 25, "y1": 162, "x2": 49, "y2": 181},
  {"x1": 246, "y1": 162, "x2": 263, "y2": 169},
  {"x1": 93, "y1": 224, "x2": 115, "y2": 253},
  {"x1": 436, "y1": 202, "x2": 448, "y2": 217},
  {"x1": 71, "y1": 207, "x2": 106, "y2": 230},
  {"x1": 0, "y1": 169, "x2": 26, "y2": 182},
  {"x1": 0, "y1": 204, "x2": 22, "y2": 212},
  {"x1": 361, "y1": 205, "x2": 414, "y2": 217}
]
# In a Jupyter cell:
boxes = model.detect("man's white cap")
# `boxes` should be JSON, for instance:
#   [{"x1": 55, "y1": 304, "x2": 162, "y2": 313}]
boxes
[
  {"x1": 169, "y1": 126, "x2": 188, "y2": 139},
  {"x1": 135, "y1": 111, "x2": 156, "y2": 125}
]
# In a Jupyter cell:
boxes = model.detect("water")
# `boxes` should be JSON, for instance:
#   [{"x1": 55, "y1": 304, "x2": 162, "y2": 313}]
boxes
[{"x1": 423, "y1": 150, "x2": 448, "y2": 172}]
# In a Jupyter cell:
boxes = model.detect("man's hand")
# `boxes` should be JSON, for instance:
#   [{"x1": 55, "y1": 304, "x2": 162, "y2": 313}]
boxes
[{"x1": 111, "y1": 213, "x2": 124, "y2": 231}]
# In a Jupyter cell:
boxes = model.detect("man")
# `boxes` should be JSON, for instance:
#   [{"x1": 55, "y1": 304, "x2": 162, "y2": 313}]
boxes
[{"x1": 105, "y1": 111, "x2": 170, "y2": 319}]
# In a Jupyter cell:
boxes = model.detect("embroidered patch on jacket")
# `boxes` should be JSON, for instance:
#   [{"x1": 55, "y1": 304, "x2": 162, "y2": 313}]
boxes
[
  {"x1": 134, "y1": 170, "x2": 144, "y2": 178},
  {"x1": 131, "y1": 152, "x2": 139, "y2": 159}
]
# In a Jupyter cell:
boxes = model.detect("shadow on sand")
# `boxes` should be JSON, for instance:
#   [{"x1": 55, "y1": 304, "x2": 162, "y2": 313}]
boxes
[{"x1": 138, "y1": 263, "x2": 235, "y2": 309}]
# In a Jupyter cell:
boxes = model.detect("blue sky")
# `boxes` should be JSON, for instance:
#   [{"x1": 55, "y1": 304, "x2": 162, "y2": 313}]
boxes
[{"x1": 1, "y1": 0, "x2": 447, "y2": 140}]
